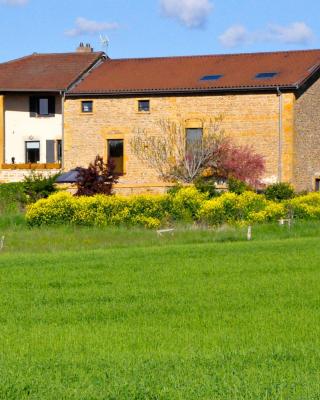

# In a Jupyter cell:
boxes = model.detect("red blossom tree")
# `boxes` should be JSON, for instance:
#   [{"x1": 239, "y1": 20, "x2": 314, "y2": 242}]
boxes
[{"x1": 212, "y1": 141, "x2": 265, "y2": 187}]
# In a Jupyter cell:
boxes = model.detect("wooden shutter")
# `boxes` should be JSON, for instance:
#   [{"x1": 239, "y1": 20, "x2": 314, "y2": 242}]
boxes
[
  {"x1": 48, "y1": 96, "x2": 55, "y2": 116},
  {"x1": 46, "y1": 140, "x2": 55, "y2": 163},
  {"x1": 29, "y1": 96, "x2": 38, "y2": 117}
]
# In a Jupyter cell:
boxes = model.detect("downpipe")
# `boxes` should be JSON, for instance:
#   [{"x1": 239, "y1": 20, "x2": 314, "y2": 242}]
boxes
[
  {"x1": 277, "y1": 87, "x2": 283, "y2": 183},
  {"x1": 60, "y1": 91, "x2": 65, "y2": 170}
]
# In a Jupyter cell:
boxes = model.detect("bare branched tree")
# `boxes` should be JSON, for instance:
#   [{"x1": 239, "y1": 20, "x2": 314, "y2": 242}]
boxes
[{"x1": 130, "y1": 117, "x2": 225, "y2": 183}]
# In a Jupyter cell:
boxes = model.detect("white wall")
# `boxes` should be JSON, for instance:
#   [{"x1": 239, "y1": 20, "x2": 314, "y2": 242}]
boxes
[{"x1": 4, "y1": 94, "x2": 62, "y2": 164}]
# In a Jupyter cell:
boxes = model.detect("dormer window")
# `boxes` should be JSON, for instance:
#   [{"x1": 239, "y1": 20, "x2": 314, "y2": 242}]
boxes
[
  {"x1": 255, "y1": 72, "x2": 278, "y2": 79},
  {"x1": 200, "y1": 74, "x2": 223, "y2": 81}
]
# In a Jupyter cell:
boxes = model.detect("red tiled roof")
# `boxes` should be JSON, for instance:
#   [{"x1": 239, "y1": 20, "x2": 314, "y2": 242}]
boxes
[
  {"x1": 0, "y1": 52, "x2": 104, "y2": 91},
  {"x1": 70, "y1": 49, "x2": 320, "y2": 95}
]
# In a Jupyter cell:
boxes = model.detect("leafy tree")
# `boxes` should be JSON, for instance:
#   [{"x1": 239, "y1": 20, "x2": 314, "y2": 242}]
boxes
[{"x1": 75, "y1": 155, "x2": 118, "y2": 196}]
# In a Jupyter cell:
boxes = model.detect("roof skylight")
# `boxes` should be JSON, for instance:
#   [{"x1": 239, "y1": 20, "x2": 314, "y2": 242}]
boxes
[
  {"x1": 200, "y1": 74, "x2": 223, "y2": 81},
  {"x1": 255, "y1": 72, "x2": 278, "y2": 79}
]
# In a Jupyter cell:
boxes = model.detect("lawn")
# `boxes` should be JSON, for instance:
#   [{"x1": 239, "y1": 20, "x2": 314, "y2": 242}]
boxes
[{"x1": 0, "y1": 222, "x2": 320, "y2": 399}]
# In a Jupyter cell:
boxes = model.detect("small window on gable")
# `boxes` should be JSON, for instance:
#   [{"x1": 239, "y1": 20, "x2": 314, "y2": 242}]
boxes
[
  {"x1": 255, "y1": 72, "x2": 278, "y2": 79},
  {"x1": 138, "y1": 100, "x2": 150, "y2": 112},
  {"x1": 200, "y1": 74, "x2": 223, "y2": 81},
  {"x1": 81, "y1": 101, "x2": 93, "y2": 113}
]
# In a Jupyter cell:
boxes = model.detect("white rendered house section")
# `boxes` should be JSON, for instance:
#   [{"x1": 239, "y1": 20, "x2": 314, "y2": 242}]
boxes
[{"x1": 4, "y1": 94, "x2": 62, "y2": 164}]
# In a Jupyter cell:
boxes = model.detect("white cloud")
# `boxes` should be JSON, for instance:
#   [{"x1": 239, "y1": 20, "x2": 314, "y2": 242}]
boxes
[
  {"x1": 65, "y1": 17, "x2": 119, "y2": 37},
  {"x1": 160, "y1": 0, "x2": 213, "y2": 29},
  {"x1": 219, "y1": 22, "x2": 314, "y2": 48},
  {"x1": 0, "y1": 0, "x2": 28, "y2": 5},
  {"x1": 219, "y1": 25, "x2": 248, "y2": 48},
  {"x1": 266, "y1": 22, "x2": 314, "y2": 44}
]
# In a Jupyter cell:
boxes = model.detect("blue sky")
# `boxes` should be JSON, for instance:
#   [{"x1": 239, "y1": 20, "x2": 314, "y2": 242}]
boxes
[{"x1": 0, "y1": 0, "x2": 319, "y2": 62}]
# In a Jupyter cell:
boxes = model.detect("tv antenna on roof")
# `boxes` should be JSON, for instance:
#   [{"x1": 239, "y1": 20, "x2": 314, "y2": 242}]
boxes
[{"x1": 100, "y1": 34, "x2": 109, "y2": 54}]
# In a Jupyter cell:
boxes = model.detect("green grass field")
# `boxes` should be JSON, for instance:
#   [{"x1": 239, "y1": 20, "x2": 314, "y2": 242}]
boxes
[{"x1": 0, "y1": 221, "x2": 320, "y2": 399}]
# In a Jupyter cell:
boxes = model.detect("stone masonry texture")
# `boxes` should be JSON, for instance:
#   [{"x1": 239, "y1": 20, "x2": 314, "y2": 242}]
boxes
[
  {"x1": 294, "y1": 78, "x2": 320, "y2": 192},
  {"x1": 64, "y1": 92, "x2": 298, "y2": 193}
]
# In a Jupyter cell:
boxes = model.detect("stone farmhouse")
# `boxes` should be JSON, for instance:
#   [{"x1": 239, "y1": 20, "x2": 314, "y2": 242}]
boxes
[{"x1": 0, "y1": 46, "x2": 320, "y2": 192}]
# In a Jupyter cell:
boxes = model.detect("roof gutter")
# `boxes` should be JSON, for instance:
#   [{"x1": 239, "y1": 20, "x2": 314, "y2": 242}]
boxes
[
  {"x1": 66, "y1": 85, "x2": 298, "y2": 97},
  {"x1": 0, "y1": 88, "x2": 64, "y2": 93}
]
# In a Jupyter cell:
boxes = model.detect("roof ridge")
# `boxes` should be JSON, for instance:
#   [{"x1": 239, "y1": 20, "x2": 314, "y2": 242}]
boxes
[
  {"x1": 0, "y1": 51, "x2": 104, "y2": 64},
  {"x1": 110, "y1": 48, "x2": 320, "y2": 63},
  {"x1": 31, "y1": 51, "x2": 104, "y2": 56},
  {"x1": 0, "y1": 53, "x2": 35, "y2": 65}
]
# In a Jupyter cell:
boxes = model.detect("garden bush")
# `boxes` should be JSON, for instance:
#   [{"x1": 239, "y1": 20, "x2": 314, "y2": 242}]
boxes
[
  {"x1": 75, "y1": 155, "x2": 118, "y2": 196},
  {"x1": 26, "y1": 188, "x2": 292, "y2": 228},
  {"x1": 227, "y1": 177, "x2": 250, "y2": 195},
  {"x1": 26, "y1": 192, "x2": 167, "y2": 228},
  {"x1": 26, "y1": 192, "x2": 76, "y2": 226},
  {"x1": 265, "y1": 182, "x2": 295, "y2": 201},
  {"x1": 23, "y1": 171, "x2": 59, "y2": 203},
  {"x1": 198, "y1": 191, "x2": 286, "y2": 226},
  {"x1": 0, "y1": 174, "x2": 58, "y2": 216},
  {"x1": 0, "y1": 182, "x2": 27, "y2": 214},
  {"x1": 168, "y1": 186, "x2": 208, "y2": 221},
  {"x1": 27, "y1": 188, "x2": 320, "y2": 229},
  {"x1": 26, "y1": 187, "x2": 206, "y2": 227},
  {"x1": 194, "y1": 176, "x2": 220, "y2": 198},
  {"x1": 286, "y1": 192, "x2": 320, "y2": 219}
]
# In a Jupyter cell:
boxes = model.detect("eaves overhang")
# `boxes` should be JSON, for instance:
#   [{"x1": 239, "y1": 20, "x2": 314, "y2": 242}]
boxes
[
  {"x1": 66, "y1": 84, "x2": 298, "y2": 97},
  {"x1": 0, "y1": 88, "x2": 65, "y2": 93}
]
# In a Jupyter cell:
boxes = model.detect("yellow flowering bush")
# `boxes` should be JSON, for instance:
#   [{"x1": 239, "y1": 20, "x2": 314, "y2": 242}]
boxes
[
  {"x1": 131, "y1": 215, "x2": 161, "y2": 229},
  {"x1": 26, "y1": 192, "x2": 169, "y2": 227},
  {"x1": 126, "y1": 194, "x2": 169, "y2": 220},
  {"x1": 26, "y1": 192, "x2": 76, "y2": 226},
  {"x1": 287, "y1": 193, "x2": 320, "y2": 219},
  {"x1": 248, "y1": 202, "x2": 286, "y2": 224},
  {"x1": 26, "y1": 187, "x2": 320, "y2": 229},
  {"x1": 169, "y1": 186, "x2": 208, "y2": 221},
  {"x1": 199, "y1": 191, "x2": 285, "y2": 226},
  {"x1": 198, "y1": 197, "x2": 225, "y2": 226},
  {"x1": 71, "y1": 196, "x2": 108, "y2": 226}
]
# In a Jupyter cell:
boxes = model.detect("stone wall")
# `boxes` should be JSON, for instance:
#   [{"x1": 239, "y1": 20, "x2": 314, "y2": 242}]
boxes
[
  {"x1": 294, "y1": 78, "x2": 320, "y2": 191},
  {"x1": 0, "y1": 169, "x2": 60, "y2": 183},
  {"x1": 64, "y1": 92, "x2": 296, "y2": 191}
]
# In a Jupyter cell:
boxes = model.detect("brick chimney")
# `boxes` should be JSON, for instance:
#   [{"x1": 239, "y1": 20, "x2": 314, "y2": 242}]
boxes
[{"x1": 76, "y1": 43, "x2": 93, "y2": 53}]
